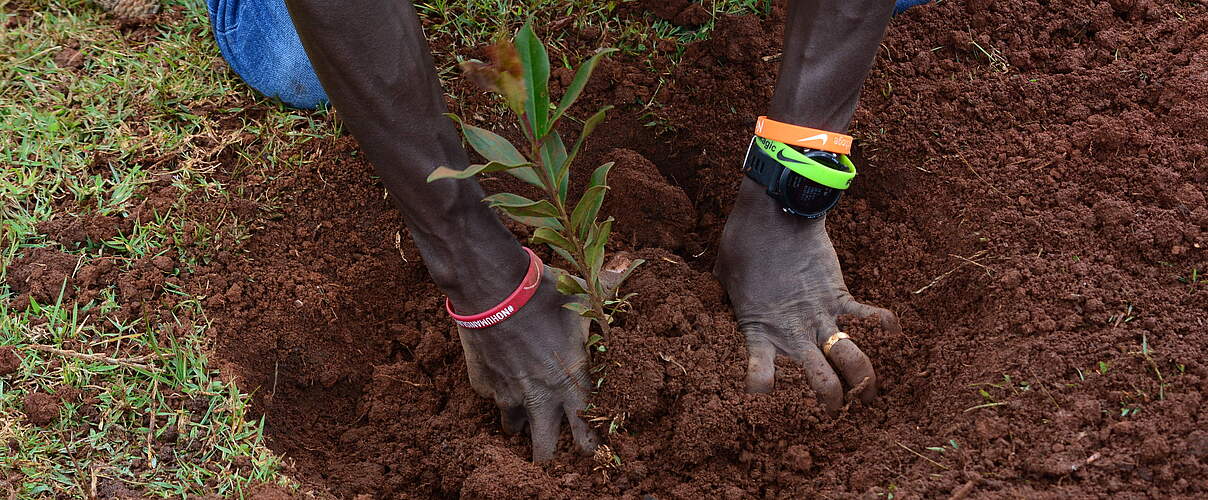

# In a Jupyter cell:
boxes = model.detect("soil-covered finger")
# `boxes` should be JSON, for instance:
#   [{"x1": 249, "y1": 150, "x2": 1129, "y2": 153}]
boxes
[
  {"x1": 526, "y1": 398, "x2": 564, "y2": 462},
  {"x1": 744, "y1": 334, "x2": 777, "y2": 393},
  {"x1": 839, "y1": 298, "x2": 902, "y2": 334},
  {"x1": 827, "y1": 340, "x2": 878, "y2": 404},
  {"x1": 791, "y1": 345, "x2": 844, "y2": 414}
]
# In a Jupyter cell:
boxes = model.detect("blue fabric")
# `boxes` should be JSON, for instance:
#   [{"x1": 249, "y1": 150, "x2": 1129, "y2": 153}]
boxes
[
  {"x1": 894, "y1": 0, "x2": 932, "y2": 15},
  {"x1": 206, "y1": 0, "x2": 328, "y2": 109}
]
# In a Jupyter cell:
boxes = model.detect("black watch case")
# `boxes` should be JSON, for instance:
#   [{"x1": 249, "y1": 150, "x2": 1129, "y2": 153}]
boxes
[{"x1": 742, "y1": 138, "x2": 845, "y2": 219}]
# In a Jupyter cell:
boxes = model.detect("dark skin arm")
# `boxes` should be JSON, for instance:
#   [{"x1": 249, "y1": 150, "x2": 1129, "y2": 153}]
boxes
[
  {"x1": 715, "y1": 0, "x2": 903, "y2": 412},
  {"x1": 281, "y1": 0, "x2": 595, "y2": 461}
]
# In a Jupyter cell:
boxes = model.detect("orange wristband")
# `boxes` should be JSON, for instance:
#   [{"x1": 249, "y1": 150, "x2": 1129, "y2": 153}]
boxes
[{"x1": 754, "y1": 116, "x2": 853, "y2": 155}]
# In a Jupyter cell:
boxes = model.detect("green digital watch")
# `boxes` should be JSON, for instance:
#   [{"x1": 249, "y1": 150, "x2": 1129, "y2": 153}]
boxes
[{"x1": 742, "y1": 136, "x2": 857, "y2": 218}]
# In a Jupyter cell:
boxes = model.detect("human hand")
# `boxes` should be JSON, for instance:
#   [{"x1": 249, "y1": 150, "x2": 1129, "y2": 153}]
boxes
[
  {"x1": 715, "y1": 178, "x2": 902, "y2": 413},
  {"x1": 454, "y1": 263, "x2": 598, "y2": 461}
]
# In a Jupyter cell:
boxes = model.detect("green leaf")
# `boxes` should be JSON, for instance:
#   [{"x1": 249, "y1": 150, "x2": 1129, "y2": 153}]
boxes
[
  {"x1": 588, "y1": 161, "x2": 614, "y2": 188},
  {"x1": 565, "y1": 106, "x2": 611, "y2": 173},
  {"x1": 531, "y1": 227, "x2": 574, "y2": 254},
  {"x1": 571, "y1": 185, "x2": 609, "y2": 238},
  {"x1": 427, "y1": 164, "x2": 487, "y2": 182},
  {"x1": 585, "y1": 218, "x2": 613, "y2": 283},
  {"x1": 550, "y1": 48, "x2": 618, "y2": 127},
  {"x1": 509, "y1": 215, "x2": 564, "y2": 231},
  {"x1": 551, "y1": 247, "x2": 579, "y2": 269},
  {"x1": 540, "y1": 130, "x2": 568, "y2": 189},
  {"x1": 515, "y1": 22, "x2": 551, "y2": 137},
  {"x1": 483, "y1": 193, "x2": 561, "y2": 218},
  {"x1": 563, "y1": 302, "x2": 598, "y2": 318},
  {"x1": 505, "y1": 166, "x2": 545, "y2": 187},
  {"x1": 426, "y1": 161, "x2": 536, "y2": 183},
  {"x1": 556, "y1": 273, "x2": 588, "y2": 295},
  {"x1": 569, "y1": 162, "x2": 613, "y2": 237},
  {"x1": 446, "y1": 114, "x2": 527, "y2": 166}
]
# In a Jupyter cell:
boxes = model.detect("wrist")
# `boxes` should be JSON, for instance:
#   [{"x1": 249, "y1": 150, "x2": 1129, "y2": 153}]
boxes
[
  {"x1": 407, "y1": 180, "x2": 529, "y2": 314},
  {"x1": 732, "y1": 177, "x2": 827, "y2": 231}
]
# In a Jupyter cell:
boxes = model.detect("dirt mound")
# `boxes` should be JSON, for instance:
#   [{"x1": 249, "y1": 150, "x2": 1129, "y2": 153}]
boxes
[
  {"x1": 7, "y1": 248, "x2": 80, "y2": 305},
  {"x1": 600, "y1": 148, "x2": 697, "y2": 251}
]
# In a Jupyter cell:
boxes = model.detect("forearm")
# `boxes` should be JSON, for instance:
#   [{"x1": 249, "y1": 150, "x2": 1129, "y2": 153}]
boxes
[
  {"x1": 740, "y1": 1, "x2": 894, "y2": 218},
  {"x1": 769, "y1": 0, "x2": 894, "y2": 133},
  {"x1": 282, "y1": 0, "x2": 526, "y2": 311}
]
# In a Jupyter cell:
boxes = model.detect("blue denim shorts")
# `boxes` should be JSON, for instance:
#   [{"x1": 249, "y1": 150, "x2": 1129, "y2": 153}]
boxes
[{"x1": 206, "y1": 0, "x2": 328, "y2": 109}]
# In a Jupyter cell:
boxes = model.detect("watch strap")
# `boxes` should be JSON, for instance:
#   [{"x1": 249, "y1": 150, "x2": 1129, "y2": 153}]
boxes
[
  {"x1": 742, "y1": 137, "x2": 783, "y2": 192},
  {"x1": 754, "y1": 137, "x2": 856, "y2": 190}
]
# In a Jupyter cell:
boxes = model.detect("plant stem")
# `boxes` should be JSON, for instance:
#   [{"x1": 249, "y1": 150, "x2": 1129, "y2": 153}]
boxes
[{"x1": 526, "y1": 132, "x2": 611, "y2": 336}]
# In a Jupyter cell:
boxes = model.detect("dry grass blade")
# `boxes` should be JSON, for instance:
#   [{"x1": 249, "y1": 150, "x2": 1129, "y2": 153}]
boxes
[
  {"x1": 26, "y1": 344, "x2": 162, "y2": 373},
  {"x1": 913, "y1": 250, "x2": 990, "y2": 294},
  {"x1": 896, "y1": 441, "x2": 950, "y2": 470}
]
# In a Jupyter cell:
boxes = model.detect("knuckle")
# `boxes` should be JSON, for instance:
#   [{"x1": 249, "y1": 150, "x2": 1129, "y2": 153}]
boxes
[{"x1": 522, "y1": 388, "x2": 556, "y2": 411}]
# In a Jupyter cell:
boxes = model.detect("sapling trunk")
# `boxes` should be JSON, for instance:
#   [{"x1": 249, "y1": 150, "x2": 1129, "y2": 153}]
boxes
[{"x1": 427, "y1": 22, "x2": 642, "y2": 336}]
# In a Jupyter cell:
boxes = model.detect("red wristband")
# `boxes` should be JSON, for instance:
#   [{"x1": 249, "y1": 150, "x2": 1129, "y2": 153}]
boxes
[{"x1": 445, "y1": 247, "x2": 543, "y2": 329}]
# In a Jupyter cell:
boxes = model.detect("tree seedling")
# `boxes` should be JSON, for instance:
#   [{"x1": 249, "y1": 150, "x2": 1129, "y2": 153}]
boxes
[{"x1": 428, "y1": 22, "x2": 641, "y2": 334}]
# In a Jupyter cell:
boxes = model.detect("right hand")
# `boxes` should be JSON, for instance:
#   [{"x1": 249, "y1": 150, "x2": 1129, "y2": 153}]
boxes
[
  {"x1": 455, "y1": 267, "x2": 598, "y2": 461},
  {"x1": 715, "y1": 179, "x2": 902, "y2": 413}
]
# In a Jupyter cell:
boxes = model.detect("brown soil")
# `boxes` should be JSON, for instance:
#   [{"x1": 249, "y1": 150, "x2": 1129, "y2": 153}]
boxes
[
  {"x1": 0, "y1": 346, "x2": 20, "y2": 377},
  {"x1": 7, "y1": 0, "x2": 1206, "y2": 497},
  {"x1": 22, "y1": 392, "x2": 61, "y2": 426},
  {"x1": 638, "y1": 0, "x2": 710, "y2": 27}
]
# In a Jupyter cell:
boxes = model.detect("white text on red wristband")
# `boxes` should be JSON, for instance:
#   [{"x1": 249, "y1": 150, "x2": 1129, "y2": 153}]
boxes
[{"x1": 445, "y1": 247, "x2": 542, "y2": 329}]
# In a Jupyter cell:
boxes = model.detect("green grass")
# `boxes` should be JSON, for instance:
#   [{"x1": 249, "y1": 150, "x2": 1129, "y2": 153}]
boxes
[
  {"x1": 0, "y1": 0, "x2": 763, "y2": 497},
  {"x1": 1, "y1": 0, "x2": 322, "y2": 496}
]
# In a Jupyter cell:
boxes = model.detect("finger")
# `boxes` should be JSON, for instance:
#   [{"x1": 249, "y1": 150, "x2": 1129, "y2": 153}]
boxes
[
  {"x1": 562, "y1": 390, "x2": 598, "y2": 455},
  {"x1": 526, "y1": 396, "x2": 563, "y2": 462},
  {"x1": 838, "y1": 297, "x2": 903, "y2": 334},
  {"x1": 744, "y1": 330, "x2": 777, "y2": 394},
  {"x1": 826, "y1": 339, "x2": 878, "y2": 404},
  {"x1": 790, "y1": 343, "x2": 844, "y2": 415},
  {"x1": 497, "y1": 399, "x2": 528, "y2": 435}
]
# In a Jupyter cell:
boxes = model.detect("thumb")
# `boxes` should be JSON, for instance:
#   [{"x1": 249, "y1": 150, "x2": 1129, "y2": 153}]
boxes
[{"x1": 741, "y1": 324, "x2": 777, "y2": 393}]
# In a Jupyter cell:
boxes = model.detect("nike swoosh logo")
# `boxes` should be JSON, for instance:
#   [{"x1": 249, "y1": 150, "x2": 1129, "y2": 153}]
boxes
[
  {"x1": 776, "y1": 150, "x2": 809, "y2": 165},
  {"x1": 799, "y1": 133, "x2": 829, "y2": 145}
]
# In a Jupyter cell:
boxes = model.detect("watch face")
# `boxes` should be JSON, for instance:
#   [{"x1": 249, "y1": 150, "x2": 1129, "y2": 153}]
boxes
[{"x1": 780, "y1": 151, "x2": 845, "y2": 217}]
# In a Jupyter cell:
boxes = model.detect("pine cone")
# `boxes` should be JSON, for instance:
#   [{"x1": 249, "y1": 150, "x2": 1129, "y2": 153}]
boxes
[{"x1": 96, "y1": 0, "x2": 159, "y2": 20}]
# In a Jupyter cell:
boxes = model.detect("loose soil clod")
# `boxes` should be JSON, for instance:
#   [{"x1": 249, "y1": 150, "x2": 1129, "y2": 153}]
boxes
[
  {"x1": 0, "y1": 346, "x2": 21, "y2": 376},
  {"x1": 22, "y1": 392, "x2": 61, "y2": 426}
]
